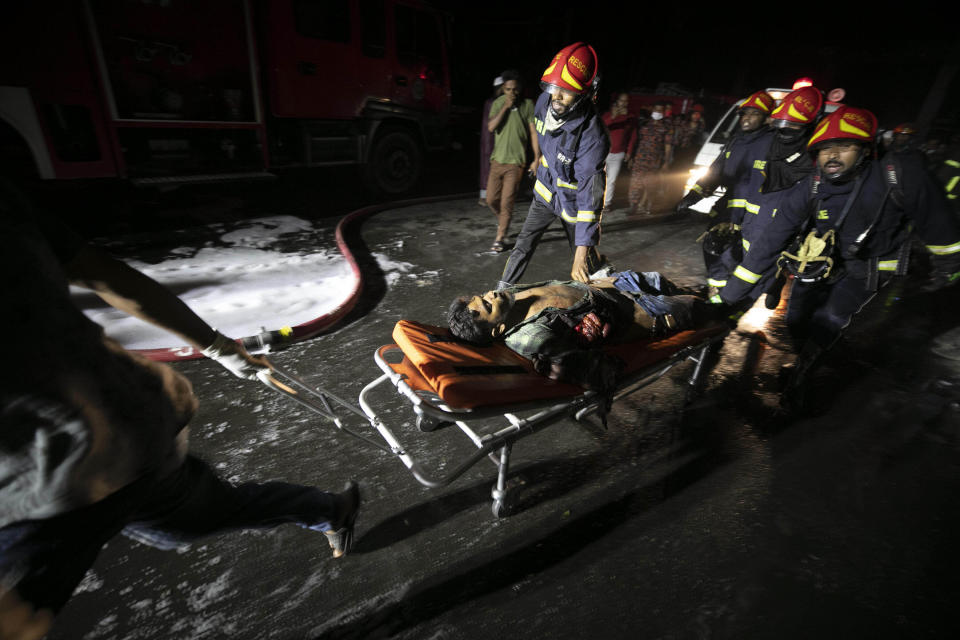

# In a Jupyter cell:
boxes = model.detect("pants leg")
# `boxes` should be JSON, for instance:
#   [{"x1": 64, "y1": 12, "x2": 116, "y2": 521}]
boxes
[
  {"x1": 495, "y1": 164, "x2": 524, "y2": 241},
  {"x1": 0, "y1": 475, "x2": 156, "y2": 616},
  {"x1": 499, "y1": 198, "x2": 558, "y2": 286},
  {"x1": 604, "y1": 152, "x2": 625, "y2": 208},
  {"x1": 122, "y1": 455, "x2": 340, "y2": 550},
  {"x1": 486, "y1": 160, "x2": 506, "y2": 223},
  {"x1": 0, "y1": 457, "x2": 343, "y2": 618},
  {"x1": 804, "y1": 274, "x2": 879, "y2": 349},
  {"x1": 787, "y1": 274, "x2": 878, "y2": 349},
  {"x1": 628, "y1": 163, "x2": 645, "y2": 208},
  {"x1": 786, "y1": 280, "x2": 829, "y2": 347},
  {"x1": 629, "y1": 163, "x2": 655, "y2": 210},
  {"x1": 704, "y1": 250, "x2": 730, "y2": 288}
]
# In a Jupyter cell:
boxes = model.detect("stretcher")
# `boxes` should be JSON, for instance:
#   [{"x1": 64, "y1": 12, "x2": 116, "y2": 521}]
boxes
[{"x1": 260, "y1": 319, "x2": 730, "y2": 518}]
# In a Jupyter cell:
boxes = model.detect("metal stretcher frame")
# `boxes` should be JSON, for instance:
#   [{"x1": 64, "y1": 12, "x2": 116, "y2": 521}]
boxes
[
  {"x1": 359, "y1": 326, "x2": 729, "y2": 517},
  {"x1": 260, "y1": 322, "x2": 730, "y2": 518}
]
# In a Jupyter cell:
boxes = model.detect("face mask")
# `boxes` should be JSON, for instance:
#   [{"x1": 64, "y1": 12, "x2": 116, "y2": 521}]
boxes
[
  {"x1": 776, "y1": 127, "x2": 805, "y2": 143},
  {"x1": 650, "y1": 112, "x2": 663, "y2": 121}
]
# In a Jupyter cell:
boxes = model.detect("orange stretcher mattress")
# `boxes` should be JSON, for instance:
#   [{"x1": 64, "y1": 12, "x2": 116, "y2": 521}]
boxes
[{"x1": 387, "y1": 320, "x2": 728, "y2": 410}]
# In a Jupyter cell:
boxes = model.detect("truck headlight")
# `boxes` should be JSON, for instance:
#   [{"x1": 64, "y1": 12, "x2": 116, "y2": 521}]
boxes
[{"x1": 683, "y1": 166, "x2": 708, "y2": 194}]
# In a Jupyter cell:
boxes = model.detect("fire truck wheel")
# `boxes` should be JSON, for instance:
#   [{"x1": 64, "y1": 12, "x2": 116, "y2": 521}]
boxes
[{"x1": 365, "y1": 129, "x2": 422, "y2": 195}]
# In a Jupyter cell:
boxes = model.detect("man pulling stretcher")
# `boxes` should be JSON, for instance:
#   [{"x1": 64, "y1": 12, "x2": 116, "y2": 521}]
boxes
[{"x1": 447, "y1": 271, "x2": 721, "y2": 392}]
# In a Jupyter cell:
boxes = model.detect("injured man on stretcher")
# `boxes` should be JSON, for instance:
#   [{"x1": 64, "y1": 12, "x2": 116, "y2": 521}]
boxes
[{"x1": 447, "y1": 271, "x2": 721, "y2": 393}]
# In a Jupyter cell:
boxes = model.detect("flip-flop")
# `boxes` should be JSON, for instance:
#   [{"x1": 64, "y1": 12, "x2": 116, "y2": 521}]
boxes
[
  {"x1": 490, "y1": 240, "x2": 505, "y2": 253},
  {"x1": 324, "y1": 481, "x2": 359, "y2": 558}
]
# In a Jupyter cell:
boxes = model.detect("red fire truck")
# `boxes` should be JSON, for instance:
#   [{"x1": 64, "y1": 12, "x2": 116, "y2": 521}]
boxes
[{"x1": 0, "y1": 0, "x2": 451, "y2": 194}]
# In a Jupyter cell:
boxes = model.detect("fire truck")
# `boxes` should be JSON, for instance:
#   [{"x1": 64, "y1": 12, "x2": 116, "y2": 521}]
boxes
[{"x1": 0, "y1": 0, "x2": 451, "y2": 194}]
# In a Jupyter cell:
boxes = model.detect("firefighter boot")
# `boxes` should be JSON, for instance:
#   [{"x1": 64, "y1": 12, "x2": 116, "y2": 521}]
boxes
[{"x1": 780, "y1": 342, "x2": 824, "y2": 415}]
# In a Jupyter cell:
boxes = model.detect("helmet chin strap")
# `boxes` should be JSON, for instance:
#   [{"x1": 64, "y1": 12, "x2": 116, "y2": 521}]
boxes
[{"x1": 550, "y1": 95, "x2": 586, "y2": 121}]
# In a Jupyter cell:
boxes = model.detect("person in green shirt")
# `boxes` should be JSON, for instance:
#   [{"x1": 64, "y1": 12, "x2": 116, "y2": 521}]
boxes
[{"x1": 485, "y1": 69, "x2": 539, "y2": 252}]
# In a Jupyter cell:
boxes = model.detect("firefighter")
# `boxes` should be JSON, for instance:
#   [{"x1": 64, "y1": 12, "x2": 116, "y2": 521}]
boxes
[
  {"x1": 717, "y1": 106, "x2": 960, "y2": 412},
  {"x1": 675, "y1": 90, "x2": 776, "y2": 299},
  {"x1": 738, "y1": 85, "x2": 824, "y2": 308},
  {"x1": 935, "y1": 135, "x2": 960, "y2": 214},
  {"x1": 890, "y1": 122, "x2": 919, "y2": 153},
  {"x1": 497, "y1": 42, "x2": 609, "y2": 289}
]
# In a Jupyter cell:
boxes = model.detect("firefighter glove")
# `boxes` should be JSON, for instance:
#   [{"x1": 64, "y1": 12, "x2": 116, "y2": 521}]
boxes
[{"x1": 676, "y1": 191, "x2": 702, "y2": 213}]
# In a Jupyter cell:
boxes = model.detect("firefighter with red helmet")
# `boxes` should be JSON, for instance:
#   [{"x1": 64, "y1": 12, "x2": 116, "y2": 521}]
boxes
[
  {"x1": 735, "y1": 85, "x2": 825, "y2": 307},
  {"x1": 497, "y1": 42, "x2": 610, "y2": 288},
  {"x1": 675, "y1": 90, "x2": 776, "y2": 298},
  {"x1": 718, "y1": 106, "x2": 960, "y2": 412}
]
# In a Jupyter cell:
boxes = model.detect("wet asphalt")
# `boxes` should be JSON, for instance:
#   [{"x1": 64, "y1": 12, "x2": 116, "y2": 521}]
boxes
[{"x1": 44, "y1": 172, "x2": 960, "y2": 639}]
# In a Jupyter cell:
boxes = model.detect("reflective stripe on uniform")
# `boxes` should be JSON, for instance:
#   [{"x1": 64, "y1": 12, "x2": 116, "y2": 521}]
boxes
[
  {"x1": 733, "y1": 265, "x2": 762, "y2": 284},
  {"x1": 557, "y1": 179, "x2": 578, "y2": 190},
  {"x1": 691, "y1": 183, "x2": 705, "y2": 196},
  {"x1": 534, "y1": 179, "x2": 553, "y2": 203},
  {"x1": 928, "y1": 241, "x2": 960, "y2": 255},
  {"x1": 707, "y1": 278, "x2": 727, "y2": 287},
  {"x1": 577, "y1": 210, "x2": 596, "y2": 222},
  {"x1": 947, "y1": 176, "x2": 959, "y2": 193},
  {"x1": 742, "y1": 237, "x2": 750, "y2": 251},
  {"x1": 878, "y1": 260, "x2": 898, "y2": 271},
  {"x1": 709, "y1": 294, "x2": 723, "y2": 304},
  {"x1": 946, "y1": 159, "x2": 960, "y2": 168},
  {"x1": 540, "y1": 155, "x2": 549, "y2": 168},
  {"x1": 727, "y1": 199, "x2": 760, "y2": 214},
  {"x1": 560, "y1": 208, "x2": 578, "y2": 224}
]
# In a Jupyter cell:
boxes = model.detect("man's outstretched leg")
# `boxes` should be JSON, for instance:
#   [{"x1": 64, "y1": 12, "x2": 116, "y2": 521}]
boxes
[{"x1": 122, "y1": 456, "x2": 361, "y2": 558}]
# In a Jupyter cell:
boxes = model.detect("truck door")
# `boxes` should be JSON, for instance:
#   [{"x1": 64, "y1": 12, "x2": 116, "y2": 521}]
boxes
[
  {"x1": 391, "y1": 1, "x2": 448, "y2": 114},
  {"x1": 266, "y1": 0, "x2": 361, "y2": 119}
]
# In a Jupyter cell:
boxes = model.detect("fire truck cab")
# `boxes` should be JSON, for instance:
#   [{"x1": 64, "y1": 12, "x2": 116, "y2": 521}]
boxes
[{"x1": 0, "y1": 0, "x2": 451, "y2": 194}]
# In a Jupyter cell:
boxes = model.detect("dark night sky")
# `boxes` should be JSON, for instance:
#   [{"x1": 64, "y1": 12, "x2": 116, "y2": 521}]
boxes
[{"x1": 436, "y1": 2, "x2": 960, "y2": 133}]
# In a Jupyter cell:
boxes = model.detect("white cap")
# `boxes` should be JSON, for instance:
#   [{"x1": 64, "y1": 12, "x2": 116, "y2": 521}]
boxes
[{"x1": 493, "y1": 76, "x2": 504, "y2": 87}]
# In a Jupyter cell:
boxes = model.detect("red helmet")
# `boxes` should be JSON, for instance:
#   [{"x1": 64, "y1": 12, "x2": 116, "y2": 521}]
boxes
[
  {"x1": 806, "y1": 105, "x2": 878, "y2": 150},
  {"x1": 739, "y1": 91, "x2": 775, "y2": 114},
  {"x1": 540, "y1": 42, "x2": 598, "y2": 96},
  {"x1": 769, "y1": 86, "x2": 823, "y2": 127},
  {"x1": 893, "y1": 122, "x2": 916, "y2": 135}
]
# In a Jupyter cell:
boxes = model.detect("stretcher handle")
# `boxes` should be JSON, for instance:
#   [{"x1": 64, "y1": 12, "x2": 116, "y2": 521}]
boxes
[{"x1": 258, "y1": 365, "x2": 395, "y2": 454}]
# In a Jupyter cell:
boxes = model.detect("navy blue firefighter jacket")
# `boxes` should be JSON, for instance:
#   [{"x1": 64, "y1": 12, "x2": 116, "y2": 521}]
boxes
[
  {"x1": 531, "y1": 91, "x2": 610, "y2": 247},
  {"x1": 720, "y1": 152, "x2": 960, "y2": 303},
  {"x1": 689, "y1": 127, "x2": 775, "y2": 227}
]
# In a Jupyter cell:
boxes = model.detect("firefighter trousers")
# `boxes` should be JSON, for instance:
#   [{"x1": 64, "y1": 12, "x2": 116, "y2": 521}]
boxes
[
  {"x1": 786, "y1": 270, "x2": 891, "y2": 350},
  {"x1": 499, "y1": 198, "x2": 599, "y2": 286}
]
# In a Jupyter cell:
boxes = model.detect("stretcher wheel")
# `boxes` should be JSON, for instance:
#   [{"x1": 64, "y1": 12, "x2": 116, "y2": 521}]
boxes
[
  {"x1": 491, "y1": 499, "x2": 509, "y2": 518},
  {"x1": 416, "y1": 415, "x2": 452, "y2": 432}
]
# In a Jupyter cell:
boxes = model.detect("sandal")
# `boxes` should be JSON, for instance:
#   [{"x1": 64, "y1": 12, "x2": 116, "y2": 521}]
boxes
[
  {"x1": 324, "y1": 481, "x2": 359, "y2": 559},
  {"x1": 490, "y1": 240, "x2": 505, "y2": 253}
]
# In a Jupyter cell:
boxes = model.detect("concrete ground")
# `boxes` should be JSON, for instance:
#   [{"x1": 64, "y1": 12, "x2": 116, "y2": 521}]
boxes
[{"x1": 46, "y1": 189, "x2": 960, "y2": 640}]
